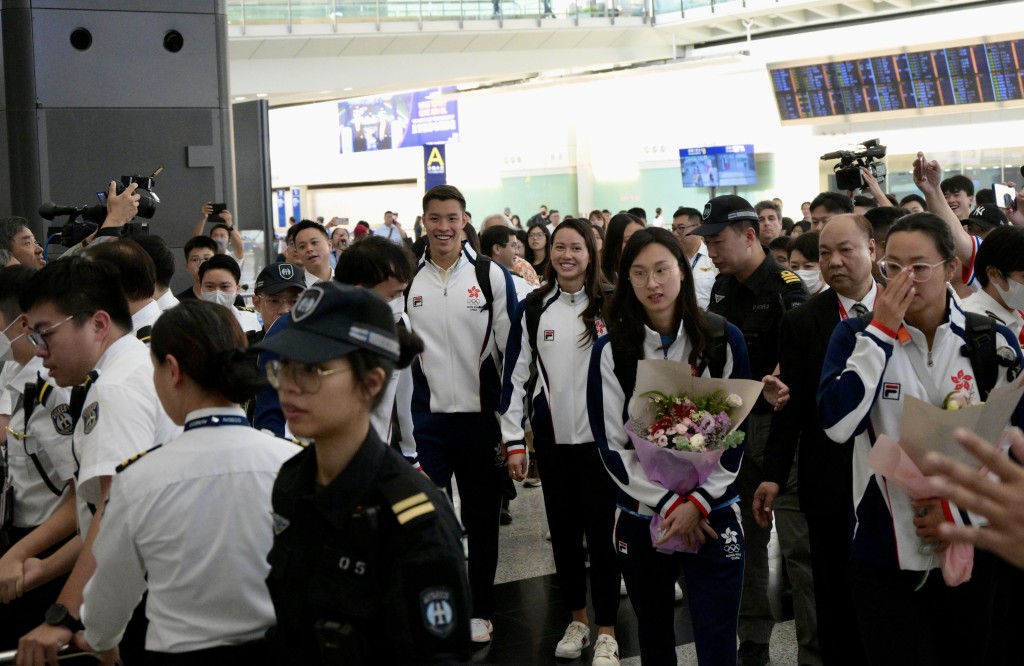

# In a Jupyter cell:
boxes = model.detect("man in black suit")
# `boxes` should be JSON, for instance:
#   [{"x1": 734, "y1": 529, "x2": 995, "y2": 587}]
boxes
[{"x1": 753, "y1": 214, "x2": 877, "y2": 665}]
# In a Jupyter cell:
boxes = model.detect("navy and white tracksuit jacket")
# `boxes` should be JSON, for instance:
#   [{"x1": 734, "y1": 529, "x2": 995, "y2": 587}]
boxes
[
  {"x1": 407, "y1": 245, "x2": 517, "y2": 417},
  {"x1": 587, "y1": 321, "x2": 751, "y2": 520},
  {"x1": 499, "y1": 284, "x2": 601, "y2": 452},
  {"x1": 818, "y1": 289, "x2": 1024, "y2": 571}
]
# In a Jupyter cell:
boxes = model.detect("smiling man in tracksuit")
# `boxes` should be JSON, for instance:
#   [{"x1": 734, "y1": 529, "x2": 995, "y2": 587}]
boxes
[{"x1": 406, "y1": 184, "x2": 517, "y2": 644}]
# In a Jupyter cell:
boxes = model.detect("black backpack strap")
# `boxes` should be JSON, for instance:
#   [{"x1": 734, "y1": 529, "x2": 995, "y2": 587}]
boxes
[
  {"x1": 475, "y1": 255, "x2": 493, "y2": 311},
  {"x1": 610, "y1": 336, "x2": 638, "y2": 423},
  {"x1": 696, "y1": 312, "x2": 728, "y2": 378},
  {"x1": 960, "y1": 311, "x2": 998, "y2": 401}
]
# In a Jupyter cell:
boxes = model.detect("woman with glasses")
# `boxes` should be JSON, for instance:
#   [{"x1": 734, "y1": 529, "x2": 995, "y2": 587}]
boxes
[
  {"x1": 588, "y1": 228, "x2": 750, "y2": 666},
  {"x1": 254, "y1": 282, "x2": 472, "y2": 665},
  {"x1": 526, "y1": 222, "x2": 551, "y2": 281},
  {"x1": 500, "y1": 220, "x2": 620, "y2": 664},
  {"x1": 818, "y1": 213, "x2": 1024, "y2": 666},
  {"x1": 77, "y1": 300, "x2": 296, "y2": 665}
]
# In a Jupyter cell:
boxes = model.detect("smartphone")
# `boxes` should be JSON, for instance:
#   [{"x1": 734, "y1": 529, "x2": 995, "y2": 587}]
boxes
[
  {"x1": 96, "y1": 192, "x2": 107, "y2": 205},
  {"x1": 207, "y1": 202, "x2": 227, "y2": 223},
  {"x1": 993, "y1": 184, "x2": 1018, "y2": 212}
]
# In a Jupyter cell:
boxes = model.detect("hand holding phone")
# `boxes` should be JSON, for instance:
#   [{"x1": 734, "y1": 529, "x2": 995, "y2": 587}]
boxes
[{"x1": 206, "y1": 202, "x2": 227, "y2": 223}]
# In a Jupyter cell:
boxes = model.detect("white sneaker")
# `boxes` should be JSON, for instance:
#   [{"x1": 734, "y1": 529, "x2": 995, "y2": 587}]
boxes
[
  {"x1": 554, "y1": 620, "x2": 590, "y2": 658},
  {"x1": 471, "y1": 618, "x2": 492, "y2": 643},
  {"x1": 674, "y1": 581, "x2": 684, "y2": 602},
  {"x1": 592, "y1": 634, "x2": 620, "y2": 666}
]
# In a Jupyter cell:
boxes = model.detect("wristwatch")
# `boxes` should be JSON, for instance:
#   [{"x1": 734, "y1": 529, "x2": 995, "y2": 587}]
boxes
[{"x1": 44, "y1": 603, "x2": 84, "y2": 632}]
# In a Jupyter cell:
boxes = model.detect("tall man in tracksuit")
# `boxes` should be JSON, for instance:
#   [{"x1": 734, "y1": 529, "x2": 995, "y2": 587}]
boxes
[{"x1": 406, "y1": 185, "x2": 517, "y2": 644}]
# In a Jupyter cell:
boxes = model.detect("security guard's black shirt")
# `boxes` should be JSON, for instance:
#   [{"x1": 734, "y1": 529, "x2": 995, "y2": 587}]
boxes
[
  {"x1": 708, "y1": 254, "x2": 808, "y2": 413},
  {"x1": 266, "y1": 429, "x2": 471, "y2": 665}
]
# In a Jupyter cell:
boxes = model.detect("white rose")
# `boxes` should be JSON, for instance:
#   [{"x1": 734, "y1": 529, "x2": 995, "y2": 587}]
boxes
[
  {"x1": 690, "y1": 433, "x2": 706, "y2": 450},
  {"x1": 726, "y1": 394, "x2": 743, "y2": 408}
]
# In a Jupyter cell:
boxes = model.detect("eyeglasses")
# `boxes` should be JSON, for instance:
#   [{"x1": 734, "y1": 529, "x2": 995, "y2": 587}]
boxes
[
  {"x1": 628, "y1": 266, "x2": 679, "y2": 287},
  {"x1": 672, "y1": 224, "x2": 698, "y2": 233},
  {"x1": 877, "y1": 259, "x2": 947, "y2": 282},
  {"x1": 262, "y1": 296, "x2": 300, "y2": 308},
  {"x1": 27, "y1": 314, "x2": 76, "y2": 350},
  {"x1": 265, "y1": 359, "x2": 348, "y2": 393}
]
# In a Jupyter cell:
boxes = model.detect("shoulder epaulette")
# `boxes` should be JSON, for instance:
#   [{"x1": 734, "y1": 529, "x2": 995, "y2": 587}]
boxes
[
  {"x1": 235, "y1": 305, "x2": 255, "y2": 313},
  {"x1": 136, "y1": 325, "x2": 152, "y2": 344},
  {"x1": 116, "y1": 444, "x2": 163, "y2": 473},
  {"x1": 289, "y1": 438, "x2": 308, "y2": 448},
  {"x1": 37, "y1": 380, "x2": 54, "y2": 407},
  {"x1": 380, "y1": 473, "x2": 436, "y2": 526},
  {"x1": 779, "y1": 270, "x2": 802, "y2": 285}
]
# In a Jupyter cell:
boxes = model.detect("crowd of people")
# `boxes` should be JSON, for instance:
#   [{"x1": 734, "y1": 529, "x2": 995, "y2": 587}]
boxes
[{"x1": 0, "y1": 158, "x2": 1021, "y2": 666}]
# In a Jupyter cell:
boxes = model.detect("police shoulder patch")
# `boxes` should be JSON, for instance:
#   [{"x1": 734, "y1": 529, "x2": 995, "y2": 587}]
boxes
[
  {"x1": 115, "y1": 444, "x2": 163, "y2": 474},
  {"x1": 50, "y1": 404, "x2": 74, "y2": 436},
  {"x1": 420, "y1": 587, "x2": 456, "y2": 639},
  {"x1": 779, "y1": 270, "x2": 802, "y2": 285},
  {"x1": 82, "y1": 402, "x2": 99, "y2": 435},
  {"x1": 235, "y1": 305, "x2": 255, "y2": 312}
]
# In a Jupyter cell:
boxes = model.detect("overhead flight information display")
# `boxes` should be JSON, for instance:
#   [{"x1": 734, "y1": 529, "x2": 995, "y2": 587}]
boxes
[{"x1": 770, "y1": 38, "x2": 1024, "y2": 121}]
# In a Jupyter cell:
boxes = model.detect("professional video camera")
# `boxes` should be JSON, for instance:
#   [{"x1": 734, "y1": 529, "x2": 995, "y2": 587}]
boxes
[
  {"x1": 820, "y1": 140, "x2": 887, "y2": 192},
  {"x1": 39, "y1": 168, "x2": 162, "y2": 247}
]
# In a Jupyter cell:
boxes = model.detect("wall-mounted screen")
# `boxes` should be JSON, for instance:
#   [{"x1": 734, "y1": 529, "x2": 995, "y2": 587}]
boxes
[
  {"x1": 339, "y1": 87, "x2": 459, "y2": 153},
  {"x1": 769, "y1": 38, "x2": 1024, "y2": 122},
  {"x1": 679, "y1": 145, "x2": 757, "y2": 188}
]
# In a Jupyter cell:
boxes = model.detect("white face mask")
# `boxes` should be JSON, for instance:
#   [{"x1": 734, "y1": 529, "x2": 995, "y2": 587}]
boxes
[
  {"x1": 215, "y1": 239, "x2": 228, "y2": 252},
  {"x1": 996, "y1": 275, "x2": 1024, "y2": 311},
  {"x1": 0, "y1": 318, "x2": 25, "y2": 363},
  {"x1": 794, "y1": 268, "x2": 823, "y2": 294},
  {"x1": 201, "y1": 290, "x2": 236, "y2": 309},
  {"x1": 388, "y1": 296, "x2": 405, "y2": 323}
]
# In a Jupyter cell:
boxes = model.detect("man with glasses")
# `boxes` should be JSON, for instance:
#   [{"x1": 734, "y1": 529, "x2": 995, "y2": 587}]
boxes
[
  {"x1": 671, "y1": 207, "x2": 717, "y2": 309},
  {"x1": 15, "y1": 257, "x2": 180, "y2": 665},
  {"x1": 252, "y1": 262, "x2": 306, "y2": 342},
  {"x1": 693, "y1": 195, "x2": 812, "y2": 666}
]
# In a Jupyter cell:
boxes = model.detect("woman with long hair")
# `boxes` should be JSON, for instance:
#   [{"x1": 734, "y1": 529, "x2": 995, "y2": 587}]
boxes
[
  {"x1": 78, "y1": 300, "x2": 297, "y2": 664},
  {"x1": 525, "y1": 222, "x2": 551, "y2": 279},
  {"x1": 255, "y1": 283, "x2": 472, "y2": 664},
  {"x1": 601, "y1": 213, "x2": 645, "y2": 286},
  {"x1": 589, "y1": 227, "x2": 750, "y2": 665},
  {"x1": 500, "y1": 219, "x2": 619, "y2": 664}
]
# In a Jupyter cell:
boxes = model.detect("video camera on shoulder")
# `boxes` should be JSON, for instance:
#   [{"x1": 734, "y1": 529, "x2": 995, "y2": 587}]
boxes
[
  {"x1": 820, "y1": 139, "x2": 887, "y2": 192},
  {"x1": 38, "y1": 167, "x2": 162, "y2": 246}
]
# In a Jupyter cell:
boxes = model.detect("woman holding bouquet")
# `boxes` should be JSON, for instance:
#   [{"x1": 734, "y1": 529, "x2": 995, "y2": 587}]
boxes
[
  {"x1": 500, "y1": 219, "x2": 622, "y2": 665},
  {"x1": 588, "y1": 227, "x2": 751, "y2": 665},
  {"x1": 818, "y1": 212, "x2": 1024, "y2": 665}
]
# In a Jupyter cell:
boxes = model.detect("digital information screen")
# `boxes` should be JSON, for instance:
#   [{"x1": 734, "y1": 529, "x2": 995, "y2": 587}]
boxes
[
  {"x1": 339, "y1": 87, "x2": 458, "y2": 153},
  {"x1": 770, "y1": 38, "x2": 1024, "y2": 121},
  {"x1": 679, "y1": 145, "x2": 757, "y2": 188}
]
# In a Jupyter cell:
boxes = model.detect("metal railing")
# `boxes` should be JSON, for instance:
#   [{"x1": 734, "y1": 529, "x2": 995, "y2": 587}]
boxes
[{"x1": 225, "y1": 0, "x2": 740, "y2": 30}]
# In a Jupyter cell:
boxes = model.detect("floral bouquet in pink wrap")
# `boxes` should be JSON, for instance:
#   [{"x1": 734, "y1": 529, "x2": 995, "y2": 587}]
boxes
[{"x1": 625, "y1": 361, "x2": 763, "y2": 554}]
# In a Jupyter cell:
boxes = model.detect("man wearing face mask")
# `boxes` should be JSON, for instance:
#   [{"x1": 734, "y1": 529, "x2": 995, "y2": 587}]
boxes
[
  {"x1": 192, "y1": 204, "x2": 244, "y2": 267},
  {"x1": 0, "y1": 266, "x2": 77, "y2": 650},
  {"x1": 197, "y1": 255, "x2": 260, "y2": 334},
  {"x1": 962, "y1": 225, "x2": 1024, "y2": 341}
]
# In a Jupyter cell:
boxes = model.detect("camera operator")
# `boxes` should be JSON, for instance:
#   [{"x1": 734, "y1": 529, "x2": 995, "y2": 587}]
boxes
[
  {"x1": 83, "y1": 240, "x2": 162, "y2": 344},
  {"x1": 61, "y1": 181, "x2": 140, "y2": 257},
  {"x1": 192, "y1": 205, "x2": 244, "y2": 266},
  {"x1": 0, "y1": 219, "x2": 45, "y2": 269}
]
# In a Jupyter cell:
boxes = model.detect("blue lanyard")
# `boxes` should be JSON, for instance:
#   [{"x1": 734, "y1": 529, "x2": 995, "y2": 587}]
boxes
[
  {"x1": 691, "y1": 252, "x2": 701, "y2": 269},
  {"x1": 184, "y1": 415, "x2": 250, "y2": 431}
]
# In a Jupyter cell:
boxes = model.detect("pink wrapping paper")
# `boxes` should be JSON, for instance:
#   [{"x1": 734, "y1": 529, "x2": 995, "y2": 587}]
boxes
[
  {"x1": 627, "y1": 423, "x2": 724, "y2": 554},
  {"x1": 867, "y1": 434, "x2": 973, "y2": 586}
]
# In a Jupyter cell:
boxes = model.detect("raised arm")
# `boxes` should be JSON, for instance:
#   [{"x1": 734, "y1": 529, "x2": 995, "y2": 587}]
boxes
[{"x1": 914, "y1": 151, "x2": 974, "y2": 264}]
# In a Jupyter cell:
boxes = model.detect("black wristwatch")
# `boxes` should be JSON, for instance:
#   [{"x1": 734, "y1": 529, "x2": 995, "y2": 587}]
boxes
[{"x1": 44, "y1": 603, "x2": 84, "y2": 632}]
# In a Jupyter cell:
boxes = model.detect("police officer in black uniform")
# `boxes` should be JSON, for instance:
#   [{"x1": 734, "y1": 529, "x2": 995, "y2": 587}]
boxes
[
  {"x1": 692, "y1": 195, "x2": 812, "y2": 666},
  {"x1": 254, "y1": 282, "x2": 472, "y2": 665}
]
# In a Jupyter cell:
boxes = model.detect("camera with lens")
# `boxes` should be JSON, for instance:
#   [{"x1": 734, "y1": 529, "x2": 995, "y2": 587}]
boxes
[
  {"x1": 39, "y1": 168, "x2": 161, "y2": 247},
  {"x1": 820, "y1": 139, "x2": 887, "y2": 192}
]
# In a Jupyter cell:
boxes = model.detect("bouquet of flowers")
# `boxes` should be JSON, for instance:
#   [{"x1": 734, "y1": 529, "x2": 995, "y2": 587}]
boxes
[
  {"x1": 625, "y1": 361, "x2": 763, "y2": 554},
  {"x1": 866, "y1": 377, "x2": 1024, "y2": 586}
]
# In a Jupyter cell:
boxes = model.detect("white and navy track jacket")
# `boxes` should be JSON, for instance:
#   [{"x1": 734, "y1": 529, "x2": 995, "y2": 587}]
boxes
[
  {"x1": 499, "y1": 285, "x2": 600, "y2": 454},
  {"x1": 818, "y1": 289, "x2": 1024, "y2": 571},
  {"x1": 587, "y1": 320, "x2": 750, "y2": 519},
  {"x1": 406, "y1": 244, "x2": 517, "y2": 415}
]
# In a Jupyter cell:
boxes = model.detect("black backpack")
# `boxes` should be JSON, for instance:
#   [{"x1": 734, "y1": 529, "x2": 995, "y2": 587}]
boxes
[{"x1": 609, "y1": 312, "x2": 729, "y2": 419}]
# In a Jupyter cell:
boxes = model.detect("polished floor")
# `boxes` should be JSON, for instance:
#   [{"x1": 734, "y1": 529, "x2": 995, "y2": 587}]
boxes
[{"x1": 478, "y1": 482, "x2": 801, "y2": 666}]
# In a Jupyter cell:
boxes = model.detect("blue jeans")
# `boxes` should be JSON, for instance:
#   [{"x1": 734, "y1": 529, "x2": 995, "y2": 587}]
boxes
[{"x1": 615, "y1": 504, "x2": 744, "y2": 666}]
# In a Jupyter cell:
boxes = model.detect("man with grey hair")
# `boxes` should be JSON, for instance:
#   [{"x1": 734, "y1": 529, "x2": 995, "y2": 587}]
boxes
[
  {"x1": 0, "y1": 217, "x2": 45, "y2": 268},
  {"x1": 481, "y1": 213, "x2": 538, "y2": 285},
  {"x1": 482, "y1": 213, "x2": 513, "y2": 230}
]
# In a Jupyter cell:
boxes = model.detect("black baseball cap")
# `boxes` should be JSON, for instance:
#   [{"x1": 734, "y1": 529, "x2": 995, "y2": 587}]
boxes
[
  {"x1": 252, "y1": 282, "x2": 400, "y2": 363},
  {"x1": 691, "y1": 195, "x2": 760, "y2": 236},
  {"x1": 255, "y1": 262, "x2": 306, "y2": 295},
  {"x1": 967, "y1": 205, "x2": 1008, "y2": 230}
]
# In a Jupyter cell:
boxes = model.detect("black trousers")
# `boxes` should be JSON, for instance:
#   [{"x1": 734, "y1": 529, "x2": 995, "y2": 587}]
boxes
[
  {"x1": 532, "y1": 437, "x2": 619, "y2": 626},
  {"x1": 414, "y1": 411, "x2": 504, "y2": 619},
  {"x1": 805, "y1": 512, "x2": 865, "y2": 666},
  {"x1": 146, "y1": 638, "x2": 269, "y2": 666},
  {"x1": 848, "y1": 551, "x2": 999, "y2": 666}
]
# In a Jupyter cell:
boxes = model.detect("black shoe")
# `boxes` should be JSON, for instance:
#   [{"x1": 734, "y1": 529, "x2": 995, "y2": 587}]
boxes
[
  {"x1": 500, "y1": 497, "x2": 513, "y2": 525},
  {"x1": 738, "y1": 640, "x2": 769, "y2": 666}
]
